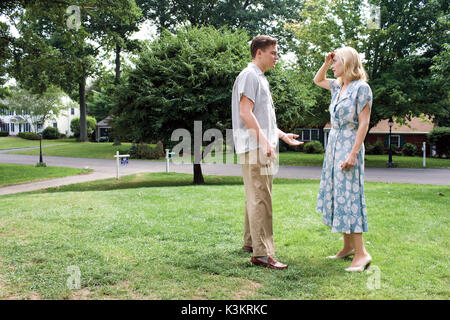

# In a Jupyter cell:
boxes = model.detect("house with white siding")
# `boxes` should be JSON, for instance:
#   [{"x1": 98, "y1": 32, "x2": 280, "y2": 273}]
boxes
[{"x1": 0, "y1": 98, "x2": 80, "y2": 136}]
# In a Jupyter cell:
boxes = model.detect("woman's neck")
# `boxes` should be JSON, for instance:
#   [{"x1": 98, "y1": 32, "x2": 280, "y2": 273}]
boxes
[{"x1": 342, "y1": 77, "x2": 351, "y2": 87}]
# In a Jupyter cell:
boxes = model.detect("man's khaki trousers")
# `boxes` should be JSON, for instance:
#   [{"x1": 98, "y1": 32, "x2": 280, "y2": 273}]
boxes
[{"x1": 240, "y1": 149, "x2": 275, "y2": 257}]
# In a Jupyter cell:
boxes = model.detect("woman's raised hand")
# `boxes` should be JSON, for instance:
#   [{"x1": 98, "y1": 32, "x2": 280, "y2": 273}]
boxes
[{"x1": 325, "y1": 52, "x2": 335, "y2": 66}]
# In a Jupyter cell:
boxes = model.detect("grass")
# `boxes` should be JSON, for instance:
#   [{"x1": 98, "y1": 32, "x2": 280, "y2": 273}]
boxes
[
  {"x1": 5, "y1": 141, "x2": 137, "y2": 159},
  {"x1": 0, "y1": 172, "x2": 448, "y2": 300},
  {"x1": 3, "y1": 137, "x2": 450, "y2": 168},
  {"x1": 0, "y1": 136, "x2": 75, "y2": 150},
  {"x1": 203, "y1": 151, "x2": 450, "y2": 168},
  {"x1": 0, "y1": 163, "x2": 92, "y2": 187}
]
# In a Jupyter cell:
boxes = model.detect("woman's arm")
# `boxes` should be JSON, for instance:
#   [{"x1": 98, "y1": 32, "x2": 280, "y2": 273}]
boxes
[
  {"x1": 313, "y1": 52, "x2": 334, "y2": 90},
  {"x1": 341, "y1": 103, "x2": 371, "y2": 171}
]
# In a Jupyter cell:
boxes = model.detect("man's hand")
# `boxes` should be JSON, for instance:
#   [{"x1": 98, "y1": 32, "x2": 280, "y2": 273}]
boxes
[
  {"x1": 281, "y1": 133, "x2": 303, "y2": 146},
  {"x1": 262, "y1": 139, "x2": 277, "y2": 161}
]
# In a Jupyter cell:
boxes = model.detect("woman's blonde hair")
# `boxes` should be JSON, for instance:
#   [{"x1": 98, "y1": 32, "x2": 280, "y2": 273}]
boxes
[{"x1": 335, "y1": 46, "x2": 368, "y2": 85}]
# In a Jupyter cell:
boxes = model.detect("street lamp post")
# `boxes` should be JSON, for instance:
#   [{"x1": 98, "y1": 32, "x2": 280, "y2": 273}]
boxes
[
  {"x1": 39, "y1": 132, "x2": 43, "y2": 163},
  {"x1": 386, "y1": 117, "x2": 395, "y2": 168},
  {"x1": 36, "y1": 129, "x2": 46, "y2": 167}
]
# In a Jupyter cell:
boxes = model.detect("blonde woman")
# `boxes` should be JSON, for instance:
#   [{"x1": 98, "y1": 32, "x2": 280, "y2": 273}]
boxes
[{"x1": 314, "y1": 47, "x2": 373, "y2": 272}]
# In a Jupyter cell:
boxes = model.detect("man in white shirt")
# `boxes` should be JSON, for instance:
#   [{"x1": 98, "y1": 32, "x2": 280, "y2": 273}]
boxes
[{"x1": 231, "y1": 35, "x2": 302, "y2": 270}]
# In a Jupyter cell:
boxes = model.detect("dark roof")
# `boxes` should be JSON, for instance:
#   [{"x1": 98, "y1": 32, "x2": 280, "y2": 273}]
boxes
[{"x1": 97, "y1": 116, "x2": 113, "y2": 127}]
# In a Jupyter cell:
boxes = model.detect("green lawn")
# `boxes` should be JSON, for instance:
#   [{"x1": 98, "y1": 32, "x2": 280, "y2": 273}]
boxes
[
  {"x1": 0, "y1": 163, "x2": 92, "y2": 186},
  {"x1": 277, "y1": 152, "x2": 450, "y2": 169},
  {"x1": 4, "y1": 138, "x2": 450, "y2": 168},
  {"x1": 0, "y1": 173, "x2": 448, "y2": 299},
  {"x1": 5, "y1": 141, "x2": 136, "y2": 159},
  {"x1": 202, "y1": 151, "x2": 450, "y2": 168},
  {"x1": 0, "y1": 136, "x2": 75, "y2": 150}
]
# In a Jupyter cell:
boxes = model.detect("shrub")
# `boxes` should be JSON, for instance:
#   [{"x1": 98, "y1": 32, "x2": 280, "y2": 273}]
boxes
[
  {"x1": 304, "y1": 140, "x2": 324, "y2": 154},
  {"x1": 136, "y1": 143, "x2": 161, "y2": 159},
  {"x1": 129, "y1": 143, "x2": 138, "y2": 158},
  {"x1": 0, "y1": 131, "x2": 8, "y2": 137},
  {"x1": 390, "y1": 145, "x2": 402, "y2": 156},
  {"x1": 155, "y1": 140, "x2": 164, "y2": 158},
  {"x1": 42, "y1": 126, "x2": 61, "y2": 139},
  {"x1": 70, "y1": 116, "x2": 97, "y2": 138},
  {"x1": 366, "y1": 140, "x2": 384, "y2": 155},
  {"x1": 18, "y1": 132, "x2": 40, "y2": 140},
  {"x1": 402, "y1": 143, "x2": 418, "y2": 156},
  {"x1": 427, "y1": 127, "x2": 450, "y2": 157}
]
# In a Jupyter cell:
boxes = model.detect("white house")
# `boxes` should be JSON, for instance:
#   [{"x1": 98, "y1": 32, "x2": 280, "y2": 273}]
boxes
[{"x1": 0, "y1": 98, "x2": 80, "y2": 136}]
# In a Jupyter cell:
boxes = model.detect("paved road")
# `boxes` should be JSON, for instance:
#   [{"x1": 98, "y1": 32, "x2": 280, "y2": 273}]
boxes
[{"x1": 1, "y1": 147, "x2": 449, "y2": 195}]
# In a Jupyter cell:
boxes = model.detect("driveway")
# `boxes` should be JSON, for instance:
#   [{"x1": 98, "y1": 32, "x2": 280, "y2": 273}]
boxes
[{"x1": 1, "y1": 148, "x2": 449, "y2": 195}]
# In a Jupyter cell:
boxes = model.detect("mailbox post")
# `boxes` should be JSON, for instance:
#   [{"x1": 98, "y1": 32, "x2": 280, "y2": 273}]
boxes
[
  {"x1": 114, "y1": 151, "x2": 130, "y2": 180},
  {"x1": 165, "y1": 149, "x2": 176, "y2": 173},
  {"x1": 422, "y1": 142, "x2": 426, "y2": 168}
]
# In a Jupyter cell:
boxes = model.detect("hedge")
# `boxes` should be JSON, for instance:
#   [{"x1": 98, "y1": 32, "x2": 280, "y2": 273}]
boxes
[
  {"x1": 427, "y1": 127, "x2": 450, "y2": 157},
  {"x1": 18, "y1": 132, "x2": 40, "y2": 140}
]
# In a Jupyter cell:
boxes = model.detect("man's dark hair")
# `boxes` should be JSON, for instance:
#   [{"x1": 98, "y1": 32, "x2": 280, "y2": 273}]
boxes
[{"x1": 250, "y1": 35, "x2": 278, "y2": 58}]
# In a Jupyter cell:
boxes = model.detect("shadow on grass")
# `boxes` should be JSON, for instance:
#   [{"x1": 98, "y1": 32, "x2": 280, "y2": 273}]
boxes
[
  {"x1": 26, "y1": 172, "x2": 314, "y2": 195},
  {"x1": 159, "y1": 245, "x2": 350, "y2": 299}
]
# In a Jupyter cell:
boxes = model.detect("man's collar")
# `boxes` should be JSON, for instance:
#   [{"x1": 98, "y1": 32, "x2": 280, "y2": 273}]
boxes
[{"x1": 248, "y1": 62, "x2": 264, "y2": 75}]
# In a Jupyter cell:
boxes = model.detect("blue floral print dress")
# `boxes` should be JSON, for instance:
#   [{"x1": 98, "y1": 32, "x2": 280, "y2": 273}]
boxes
[{"x1": 316, "y1": 79, "x2": 373, "y2": 234}]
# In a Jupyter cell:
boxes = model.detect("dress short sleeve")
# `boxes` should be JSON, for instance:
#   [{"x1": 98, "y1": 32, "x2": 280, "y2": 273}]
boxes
[
  {"x1": 237, "y1": 71, "x2": 258, "y2": 104},
  {"x1": 356, "y1": 82, "x2": 373, "y2": 115},
  {"x1": 329, "y1": 79, "x2": 339, "y2": 96}
]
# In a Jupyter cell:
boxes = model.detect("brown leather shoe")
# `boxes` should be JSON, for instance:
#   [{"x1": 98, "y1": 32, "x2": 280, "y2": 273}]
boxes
[
  {"x1": 251, "y1": 256, "x2": 288, "y2": 270},
  {"x1": 242, "y1": 245, "x2": 253, "y2": 253}
]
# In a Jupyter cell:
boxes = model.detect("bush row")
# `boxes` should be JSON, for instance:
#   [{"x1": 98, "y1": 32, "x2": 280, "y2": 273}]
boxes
[
  {"x1": 129, "y1": 141, "x2": 164, "y2": 160},
  {"x1": 18, "y1": 132, "x2": 40, "y2": 140},
  {"x1": 365, "y1": 141, "x2": 424, "y2": 156}
]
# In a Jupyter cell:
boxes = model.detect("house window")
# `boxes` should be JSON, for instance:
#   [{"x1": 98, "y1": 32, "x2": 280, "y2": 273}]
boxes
[
  {"x1": 37, "y1": 123, "x2": 42, "y2": 131},
  {"x1": 1, "y1": 123, "x2": 9, "y2": 132},
  {"x1": 389, "y1": 135, "x2": 401, "y2": 148},
  {"x1": 303, "y1": 130, "x2": 310, "y2": 141},
  {"x1": 24, "y1": 123, "x2": 31, "y2": 132},
  {"x1": 10, "y1": 123, "x2": 14, "y2": 132},
  {"x1": 311, "y1": 129, "x2": 320, "y2": 140},
  {"x1": 299, "y1": 128, "x2": 320, "y2": 141},
  {"x1": 53, "y1": 122, "x2": 57, "y2": 128},
  {"x1": 9, "y1": 110, "x2": 14, "y2": 116},
  {"x1": 71, "y1": 108, "x2": 75, "y2": 115}
]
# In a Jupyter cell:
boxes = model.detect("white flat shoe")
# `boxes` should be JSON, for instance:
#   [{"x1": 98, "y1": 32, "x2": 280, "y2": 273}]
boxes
[
  {"x1": 327, "y1": 249, "x2": 355, "y2": 259},
  {"x1": 345, "y1": 254, "x2": 372, "y2": 272}
]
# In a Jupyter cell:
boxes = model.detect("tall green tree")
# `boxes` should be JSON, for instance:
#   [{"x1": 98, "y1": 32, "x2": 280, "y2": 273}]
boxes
[
  {"x1": 289, "y1": 0, "x2": 449, "y2": 131},
  {"x1": 9, "y1": 0, "x2": 143, "y2": 141},
  {"x1": 288, "y1": 0, "x2": 367, "y2": 127},
  {"x1": 136, "y1": 0, "x2": 305, "y2": 50},
  {"x1": 364, "y1": 0, "x2": 449, "y2": 127},
  {"x1": 88, "y1": 0, "x2": 142, "y2": 84},
  {"x1": 114, "y1": 26, "x2": 251, "y2": 184}
]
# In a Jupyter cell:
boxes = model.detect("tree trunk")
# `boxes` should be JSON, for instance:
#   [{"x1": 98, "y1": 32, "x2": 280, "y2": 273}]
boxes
[
  {"x1": 193, "y1": 120, "x2": 204, "y2": 184},
  {"x1": 193, "y1": 130, "x2": 204, "y2": 184},
  {"x1": 115, "y1": 44, "x2": 121, "y2": 84},
  {"x1": 193, "y1": 163, "x2": 204, "y2": 184},
  {"x1": 79, "y1": 75, "x2": 88, "y2": 142}
]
